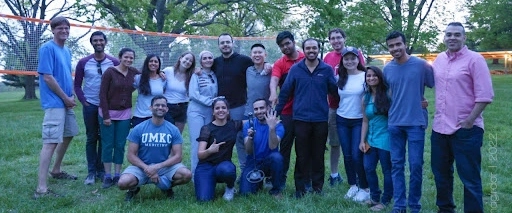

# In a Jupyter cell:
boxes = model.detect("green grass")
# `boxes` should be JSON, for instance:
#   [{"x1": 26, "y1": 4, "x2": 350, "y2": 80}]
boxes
[{"x1": 0, "y1": 76, "x2": 511, "y2": 212}]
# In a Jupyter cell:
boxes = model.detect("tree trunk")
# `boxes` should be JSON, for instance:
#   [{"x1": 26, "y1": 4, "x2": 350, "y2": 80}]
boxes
[
  {"x1": 23, "y1": 75, "x2": 38, "y2": 100},
  {"x1": 492, "y1": 59, "x2": 499, "y2": 64}
]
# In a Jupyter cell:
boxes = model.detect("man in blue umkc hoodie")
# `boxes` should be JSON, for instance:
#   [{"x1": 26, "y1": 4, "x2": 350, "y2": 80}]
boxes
[{"x1": 275, "y1": 38, "x2": 338, "y2": 198}]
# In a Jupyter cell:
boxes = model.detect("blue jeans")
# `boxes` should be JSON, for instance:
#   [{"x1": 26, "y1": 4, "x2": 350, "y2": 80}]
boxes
[
  {"x1": 99, "y1": 117, "x2": 131, "y2": 164},
  {"x1": 364, "y1": 147, "x2": 393, "y2": 205},
  {"x1": 194, "y1": 161, "x2": 236, "y2": 202},
  {"x1": 388, "y1": 125, "x2": 425, "y2": 212},
  {"x1": 83, "y1": 103, "x2": 104, "y2": 175},
  {"x1": 336, "y1": 116, "x2": 368, "y2": 188},
  {"x1": 431, "y1": 127, "x2": 484, "y2": 213},
  {"x1": 240, "y1": 152, "x2": 284, "y2": 195},
  {"x1": 230, "y1": 106, "x2": 247, "y2": 171}
]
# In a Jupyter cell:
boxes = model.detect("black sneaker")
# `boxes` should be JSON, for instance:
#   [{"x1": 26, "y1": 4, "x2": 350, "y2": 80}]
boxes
[
  {"x1": 102, "y1": 177, "x2": 114, "y2": 189},
  {"x1": 113, "y1": 176, "x2": 120, "y2": 185},
  {"x1": 125, "y1": 187, "x2": 140, "y2": 201},
  {"x1": 328, "y1": 175, "x2": 343, "y2": 186},
  {"x1": 164, "y1": 187, "x2": 174, "y2": 199}
]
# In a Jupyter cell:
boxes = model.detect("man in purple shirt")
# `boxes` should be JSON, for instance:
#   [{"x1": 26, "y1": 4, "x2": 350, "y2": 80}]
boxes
[
  {"x1": 431, "y1": 22, "x2": 494, "y2": 213},
  {"x1": 74, "y1": 31, "x2": 119, "y2": 185}
]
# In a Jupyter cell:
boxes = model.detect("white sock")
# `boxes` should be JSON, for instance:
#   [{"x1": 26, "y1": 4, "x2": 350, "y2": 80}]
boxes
[{"x1": 331, "y1": 173, "x2": 339, "y2": 178}]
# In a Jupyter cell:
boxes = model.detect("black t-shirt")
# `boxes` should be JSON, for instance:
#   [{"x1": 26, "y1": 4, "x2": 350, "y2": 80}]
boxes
[
  {"x1": 212, "y1": 53, "x2": 253, "y2": 108},
  {"x1": 197, "y1": 120, "x2": 243, "y2": 165}
]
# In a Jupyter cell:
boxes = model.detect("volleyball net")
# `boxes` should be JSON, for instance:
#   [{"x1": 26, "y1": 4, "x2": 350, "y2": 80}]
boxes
[{"x1": 0, "y1": 14, "x2": 281, "y2": 77}]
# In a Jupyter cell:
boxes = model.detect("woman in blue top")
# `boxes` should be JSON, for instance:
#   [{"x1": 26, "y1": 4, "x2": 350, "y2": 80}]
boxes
[
  {"x1": 131, "y1": 54, "x2": 166, "y2": 127},
  {"x1": 359, "y1": 66, "x2": 392, "y2": 211}
]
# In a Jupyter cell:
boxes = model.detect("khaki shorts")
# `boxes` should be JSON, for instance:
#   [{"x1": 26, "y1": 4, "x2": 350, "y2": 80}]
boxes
[
  {"x1": 42, "y1": 108, "x2": 79, "y2": 143},
  {"x1": 328, "y1": 108, "x2": 340, "y2": 146},
  {"x1": 122, "y1": 163, "x2": 186, "y2": 187}
]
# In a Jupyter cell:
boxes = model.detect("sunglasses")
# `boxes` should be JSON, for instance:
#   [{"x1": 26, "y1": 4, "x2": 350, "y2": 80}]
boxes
[
  {"x1": 97, "y1": 62, "x2": 102, "y2": 75},
  {"x1": 208, "y1": 74, "x2": 215, "y2": 83}
]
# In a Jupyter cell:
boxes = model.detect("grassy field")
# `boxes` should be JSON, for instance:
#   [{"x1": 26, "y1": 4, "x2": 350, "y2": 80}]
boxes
[{"x1": 0, "y1": 75, "x2": 510, "y2": 213}]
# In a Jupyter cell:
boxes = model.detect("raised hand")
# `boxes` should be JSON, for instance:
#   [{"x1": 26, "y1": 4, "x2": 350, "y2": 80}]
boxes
[{"x1": 265, "y1": 109, "x2": 280, "y2": 129}]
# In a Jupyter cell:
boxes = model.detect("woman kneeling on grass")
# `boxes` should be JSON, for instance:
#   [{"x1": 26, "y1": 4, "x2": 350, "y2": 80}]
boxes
[
  {"x1": 194, "y1": 97, "x2": 242, "y2": 202},
  {"x1": 359, "y1": 66, "x2": 393, "y2": 211}
]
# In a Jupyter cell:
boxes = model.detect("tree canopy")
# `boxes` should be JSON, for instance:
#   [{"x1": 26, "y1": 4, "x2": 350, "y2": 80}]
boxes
[{"x1": 466, "y1": 0, "x2": 512, "y2": 51}]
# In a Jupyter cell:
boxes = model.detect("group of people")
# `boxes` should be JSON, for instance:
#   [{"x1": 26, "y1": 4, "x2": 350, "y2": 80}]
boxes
[{"x1": 35, "y1": 16, "x2": 493, "y2": 213}]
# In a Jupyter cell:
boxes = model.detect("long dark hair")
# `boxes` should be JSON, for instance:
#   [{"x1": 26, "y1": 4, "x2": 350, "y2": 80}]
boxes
[
  {"x1": 139, "y1": 54, "x2": 161, "y2": 95},
  {"x1": 212, "y1": 97, "x2": 230, "y2": 121},
  {"x1": 174, "y1": 51, "x2": 196, "y2": 93},
  {"x1": 364, "y1": 66, "x2": 390, "y2": 115},
  {"x1": 337, "y1": 53, "x2": 366, "y2": 90}
]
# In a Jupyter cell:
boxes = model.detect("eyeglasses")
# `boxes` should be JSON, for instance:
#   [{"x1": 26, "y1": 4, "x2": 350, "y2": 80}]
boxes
[
  {"x1": 208, "y1": 74, "x2": 215, "y2": 83},
  {"x1": 97, "y1": 62, "x2": 102, "y2": 75}
]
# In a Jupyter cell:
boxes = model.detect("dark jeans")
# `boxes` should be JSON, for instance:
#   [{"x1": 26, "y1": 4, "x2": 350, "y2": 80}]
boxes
[
  {"x1": 240, "y1": 152, "x2": 284, "y2": 195},
  {"x1": 83, "y1": 103, "x2": 104, "y2": 175},
  {"x1": 293, "y1": 120, "x2": 328, "y2": 194},
  {"x1": 364, "y1": 147, "x2": 393, "y2": 205},
  {"x1": 388, "y1": 125, "x2": 425, "y2": 212},
  {"x1": 279, "y1": 114, "x2": 294, "y2": 185},
  {"x1": 194, "y1": 161, "x2": 236, "y2": 202},
  {"x1": 336, "y1": 116, "x2": 367, "y2": 188},
  {"x1": 431, "y1": 126, "x2": 484, "y2": 213}
]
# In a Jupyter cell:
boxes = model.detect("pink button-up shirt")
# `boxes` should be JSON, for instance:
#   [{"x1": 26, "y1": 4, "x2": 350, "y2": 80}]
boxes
[{"x1": 432, "y1": 46, "x2": 494, "y2": 135}]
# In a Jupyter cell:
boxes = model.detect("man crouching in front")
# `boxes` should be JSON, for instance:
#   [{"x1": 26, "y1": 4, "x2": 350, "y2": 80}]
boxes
[{"x1": 118, "y1": 95, "x2": 191, "y2": 201}]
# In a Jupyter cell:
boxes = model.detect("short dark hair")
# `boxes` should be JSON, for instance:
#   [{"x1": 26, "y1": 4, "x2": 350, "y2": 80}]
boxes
[
  {"x1": 151, "y1": 95, "x2": 167, "y2": 106},
  {"x1": 385, "y1": 31, "x2": 406, "y2": 44},
  {"x1": 90, "y1": 31, "x2": 107, "y2": 43},
  {"x1": 447, "y1": 22, "x2": 465, "y2": 34},
  {"x1": 218, "y1": 33, "x2": 233, "y2": 44},
  {"x1": 302, "y1": 38, "x2": 320, "y2": 50},
  {"x1": 328, "y1": 28, "x2": 346, "y2": 39},
  {"x1": 50, "y1": 16, "x2": 70, "y2": 30},
  {"x1": 252, "y1": 98, "x2": 270, "y2": 107},
  {"x1": 251, "y1": 43, "x2": 265, "y2": 50},
  {"x1": 276, "y1": 31, "x2": 294, "y2": 45},
  {"x1": 118, "y1": 47, "x2": 135, "y2": 58}
]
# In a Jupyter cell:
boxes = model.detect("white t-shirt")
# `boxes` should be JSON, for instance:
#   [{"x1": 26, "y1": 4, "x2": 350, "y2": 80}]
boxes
[
  {"x1": 162, "y1": 67, "x2": 189, "y2": 103},
  {"x1": 337, "y1": 72, "x2": 365, "y2": 119}
]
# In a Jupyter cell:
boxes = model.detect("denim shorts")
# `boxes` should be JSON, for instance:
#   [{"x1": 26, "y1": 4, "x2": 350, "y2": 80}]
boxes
[{"x1": 166, "y1": 102, "x2": 188, "y2": 123}]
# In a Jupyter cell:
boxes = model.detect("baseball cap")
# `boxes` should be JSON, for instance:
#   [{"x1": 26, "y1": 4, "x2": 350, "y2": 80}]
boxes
[{"x1": 341, "y1": 46, "x2": 359, "y2": 57}]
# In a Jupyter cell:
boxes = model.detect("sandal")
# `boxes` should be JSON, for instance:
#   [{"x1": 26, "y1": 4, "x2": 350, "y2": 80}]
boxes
[
  {"x1": 370, "y1": 203, "x2": 386, "y2": 212},
  {"x1": 33, "y1": 189, "x2": 61, "y2": 199},
  {"x1": 50, "y1": 171, "x2": 77, "y2": 180}
]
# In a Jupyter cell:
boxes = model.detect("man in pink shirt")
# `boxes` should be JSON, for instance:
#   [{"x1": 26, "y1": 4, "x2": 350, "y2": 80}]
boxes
[
  {"x1": 431, "y1": 22, "x2": 494, "y2": 213},
  {"x1": 323, "y1": 28, "x2": 365, "y2": 187}
]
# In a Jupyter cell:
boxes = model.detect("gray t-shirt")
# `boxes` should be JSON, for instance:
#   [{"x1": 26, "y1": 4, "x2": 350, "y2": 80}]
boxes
[
  {"x1": 383, "y1": 56, "x2": 434, "y2": 127},
  {"x1": 133, "y1": 75, "x2": 166, "y2": 118},
  {"x1": 245, "y1": 65, "x2": 271, "y2": 116}
]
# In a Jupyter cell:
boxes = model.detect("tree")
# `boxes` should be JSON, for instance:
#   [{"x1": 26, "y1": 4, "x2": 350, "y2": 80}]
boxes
[
  {"x1": 466, "y1": 0, "x2": 512, "y2": 52},
  {"x1": 0, "y1": 0, "x2": 89, "y2": 100},
  {"x1": 85, "y1": 0, "x2": 299, "y2": 67},
  {"x1": 303, "y1": 0, "x2": 442, "y2": 55}
]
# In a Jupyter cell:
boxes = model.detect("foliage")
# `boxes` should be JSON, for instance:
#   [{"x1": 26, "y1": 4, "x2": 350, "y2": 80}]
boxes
[
  {"x1": 303, "y1": 0, "x2": 442, "y2": 55},
  {"x1": 83, "y1": 0, "x2": 300, "y2": 67},
  {"x1": 466, "y1": 0, "x2": 512, "y2": 51},
  {"x1": 0, "y1": 0, "x2": 91, "y2": 99}
]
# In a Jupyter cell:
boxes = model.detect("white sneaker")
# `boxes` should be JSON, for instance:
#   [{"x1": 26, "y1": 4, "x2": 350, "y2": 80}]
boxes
[
  {"x1": 353, "y1": 188, "x2": 370, "y2": 202},
  {"x1": 222, "y1": 187, "x2": 236, "y2": 201},
  {"x1": 344, "y1": 185, "x2": 359, "y2": 199}
]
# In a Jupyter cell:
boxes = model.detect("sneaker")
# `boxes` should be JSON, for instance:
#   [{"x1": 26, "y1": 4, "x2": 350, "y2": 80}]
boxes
[
  {"x1": 50, "y1": 171, "x2": 77, "y2": 180},
  {"x1": 113, "y1": 176, "x2": 120, "y2": 185},
  {"x1": 33, "y1": 189, "x2": 60, "y2": 199},
  {"x1": 344, "y1": 185, "x2": 359, "y2": 199},
  {"x1": 102, "y1": 177, "x2": 114, "y2": 189},
  {"x1": 164, "y1": 187, "x2": 174, "y2": 199},
  {"x1": 84, "y1": 173, "x2": 95, "y2": 185},
  {"x1": 263, "y1": 177, "x2": 273, "y2": 189},
  {"x1": 222, "y1": 187, "x2": 235, "y2": 201},
  {"x1": 156, "y1": 176, "x2": 171, "y2": 190},
  {"x1": 353, "y1": 189, "x2": 370, "y2": 202},
  {"x1": 370, "y1": 203, "x2": 386, "y2": 212},
  {"x1": 328, "y1": 175, "x2": 343, "y2": 186},
  {"x1": 305, "y1": 182, "x2": 313, "y2": 193},
  {"x1": 125, "y1": 187, "x2": 140, "y2": 201}
]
